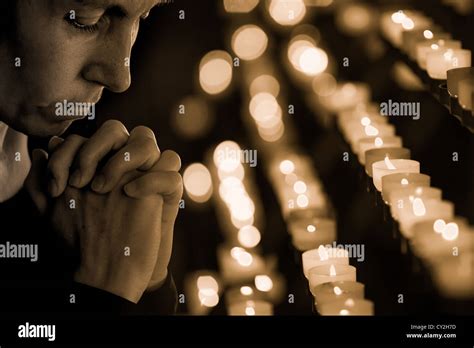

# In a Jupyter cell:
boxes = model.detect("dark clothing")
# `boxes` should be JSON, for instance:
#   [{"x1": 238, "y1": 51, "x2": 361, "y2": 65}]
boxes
[{"x1": 0, "y1": 142, "x2": 177, "y2": 316}]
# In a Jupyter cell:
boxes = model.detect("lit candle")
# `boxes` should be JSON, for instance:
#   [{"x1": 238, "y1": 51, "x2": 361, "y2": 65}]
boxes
[
  {"x1": 398, "y1": 199, "x2": 455, "y2": 238},
  {"x1": 337, "y1": 103, "x2": 388, "y2": 127},
  {"x1": 381, "y1": 172, "x2": 431, "y2": 204},
  {"x1": 345, "y1": 121, "x2": 396, "y2": 153},
  {"x1": 447, "y1": 67, "x2": 473, "y2": 97},
  {"x1": 319, "y1": 82, "x2": 371, "y2": 113},
  {"x1": 228, "y1": 300, "x2": 274, "y2": 315},
  {"x1": 288, "y1": 217, "x2": 336, "y2": 252},
  {"x1": 372, "y1": 158, "x2": 420, "y2": 192},
  {"x1": 426, "y1": 48, "x2": 472, "y2": 80},
  {"x1": 365, "y1": 147, "x2": 411, "y2": 177},
  {"x1": 416, "y1": 39, "x2": 462, "y2": 70},
  {"x1": 184, "y1": 272, "x2": 221, "y2": 315},
  {"x1": 225, "y1": 286, "x2": 260, "y2": 308},
  {"x1": 318, "y1": 298, "x2": 374, "y2": 316},
  {"x1": 312, "y1": 281, "x2": 365, "y2": 308},
  {"x1": 302, "y1": 246, "x2": 349, "y2": 278},
  {"x1": 432, "y1": 252, "x2": 474, "y2": 299},
  {"x1": 458, "y1": 77, "x2": 474, "y2": 110},
  {"x1": 381, "y1": 10, "x2": 432, "y2": 48},
  {"x1": 389, "y1": 186, "x2": 442, "y2": 220},
  {"x1": 308, "y1": 264, "x2": 357, "y2": 289},
  {"x1": 357, "y1": 136, "x2": 403, "y2": 164},
  {"x1": 217, "y1": 245, "x2": 266, "y2": 284},
  {"x1": 405, "y1": 30, "x2": 451, "y2": 59},
  {"x1": 410, "y1": 218, "x2": 473, "y2": 263}
]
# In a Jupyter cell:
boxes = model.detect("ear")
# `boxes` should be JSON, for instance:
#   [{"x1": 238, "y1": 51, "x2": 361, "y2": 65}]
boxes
[{"x1": 24, "y1": 149, "x2": 49, "y2": 215}]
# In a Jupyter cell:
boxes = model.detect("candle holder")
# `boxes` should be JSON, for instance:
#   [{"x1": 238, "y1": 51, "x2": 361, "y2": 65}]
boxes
[{"x1": 438, "y1": 83, "x2": 450, "y2": 107}]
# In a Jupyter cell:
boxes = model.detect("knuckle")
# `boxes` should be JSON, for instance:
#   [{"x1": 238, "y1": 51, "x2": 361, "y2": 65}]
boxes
[
  {"x1": 132, "y1": 125, "x2": 155, "y2": 138},
  {"x1": 103, "y1": 120, "x2": 129, "y2": 138},
  {"x1": 163, "y1": 150, "x2": 181, "y2": 170},
  {"x1": 169, "y1": 172, "x2": 183, "y2": 190}
]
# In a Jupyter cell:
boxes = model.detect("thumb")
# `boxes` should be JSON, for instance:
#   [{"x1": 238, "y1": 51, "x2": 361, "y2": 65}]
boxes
[{"x1": 25, "y1": 149, "x2": 49, "y2": 215}]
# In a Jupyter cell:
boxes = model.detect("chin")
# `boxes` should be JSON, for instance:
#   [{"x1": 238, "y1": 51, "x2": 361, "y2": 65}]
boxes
[{"x1": 13, "y1": 115, "x2": 74, "y2": 138}]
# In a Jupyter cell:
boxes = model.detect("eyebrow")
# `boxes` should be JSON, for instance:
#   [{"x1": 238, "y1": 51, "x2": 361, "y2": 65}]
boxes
[{"x1": 73, "y1": 0, "x2": 163, "y2": 19}]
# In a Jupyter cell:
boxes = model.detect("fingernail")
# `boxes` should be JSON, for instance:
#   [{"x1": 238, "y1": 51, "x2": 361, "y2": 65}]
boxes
[
  {"x1": 48, "y1": 179, "x2": 59, "y2": 197},
  {"x1": 69, "y1": 171, "x2": 82, "y2": 188},
  {"x1": 91, "y1": 175, "x2": 105, "y2": 193}
]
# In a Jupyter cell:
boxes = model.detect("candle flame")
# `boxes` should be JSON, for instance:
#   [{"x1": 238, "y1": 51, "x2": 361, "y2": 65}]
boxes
[
  {"x1": 431, "y1": 43, "x2": 439, "y2": 50},
  {"x1": 344, "y1": 298, "x2": 355, "y2": 307},
  {"x1": 240, "y1": 286, "x2": 253, "y2": 296},
  {"x1": 360, "y1": 116, "x2": 371, "y2": 126},
  {"x1": 365, "y1": 124, "x2": 379, "y2": 136},
  {"x1": 433, "y1": 219, "x2": 446, "y2": 233},
  {"x1": 334, "y1": 286, "x2": 343, "y2": 295},
  {"x1": 401, "y1": 178, "x2": 409, "y2": 185},
  {"x1": 401, "y1": 17, "x2": 414, "y2": 30},
  {"x1": 441, "y1": 222, "x2": 459, "y2": 241},
  {"x1": 245, "y1": 306, "x2": 256, "y2": 316},
  {"x1": 374, "y1": 137, "x2": 384, "y2": 148},
  {"x1": 412, "y1": 198, "x2": 426, "y2": 216},
  {"x1": 329, "y1": 264, "x2": 337, "y2": 276},
  {"x1": 339, "y1": 309, "x2": 350, "y2": 315},
  {"x1": 443, "y1": 49, "x2": 454, "y2": 61},
  {"x1": 318, "y1": 245, "x2": 329, "y2": 261},
  {"x1": 307, "y1": 224, "x2": 316, "y2": 233},
  {"x1": 384, "y1": 156, "x2": 396, "y2": 170},
  {"x1": 279, "y1": 160, "x2": 295, "y2": 174},
  {"x1": 391, "y1": 10, "x2": 405, "y2": 24},
  {"x1": 423, "y1": 30, "x2": 433, "y2": 39}
]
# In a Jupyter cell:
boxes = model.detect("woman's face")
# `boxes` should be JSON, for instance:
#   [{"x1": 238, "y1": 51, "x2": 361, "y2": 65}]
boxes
[{"x1": 0, "y1": 0, "x2": 159, "y2": 137}]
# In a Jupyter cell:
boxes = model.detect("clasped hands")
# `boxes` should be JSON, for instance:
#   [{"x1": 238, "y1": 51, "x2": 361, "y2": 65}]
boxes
[{"x1": 25, "y1": 120, "x2": 183, "y2": 303}]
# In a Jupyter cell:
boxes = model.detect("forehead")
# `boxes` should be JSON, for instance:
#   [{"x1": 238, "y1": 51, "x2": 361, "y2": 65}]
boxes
[{"x1": 70, "y1": 0, "x2": 162, "y2": 16}]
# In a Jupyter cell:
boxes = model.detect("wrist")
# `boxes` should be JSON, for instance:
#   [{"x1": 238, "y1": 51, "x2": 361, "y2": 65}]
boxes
[{"x1": 74, "y1": 267, "x2": 147, "y2": 304}]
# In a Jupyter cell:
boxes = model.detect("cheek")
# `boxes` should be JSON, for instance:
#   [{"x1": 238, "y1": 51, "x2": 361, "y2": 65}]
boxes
[{"x1": 16, "y1": 18, "x2": 89, "y2": 104}]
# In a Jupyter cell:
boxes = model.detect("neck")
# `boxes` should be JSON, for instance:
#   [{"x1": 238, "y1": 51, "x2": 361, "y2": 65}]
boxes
[{"x1": 0, "y1": 121, "x2": 30, "y2": 202}]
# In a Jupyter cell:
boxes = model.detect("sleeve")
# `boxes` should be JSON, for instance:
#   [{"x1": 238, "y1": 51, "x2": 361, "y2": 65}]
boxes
[{"x1": 69, "y1": 272, "x2": 178, "y2": 315}]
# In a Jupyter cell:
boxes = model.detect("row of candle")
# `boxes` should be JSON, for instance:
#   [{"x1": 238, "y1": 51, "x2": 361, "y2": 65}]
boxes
[
  {"x1": 232, "y1": 33, "x2": 376, "y2": 315},
  {"x1": 381, "y1": 9, "x2": 473, "y2": 110},
  {"x1": 327, "y1": 82, "x2": 474, "y2": 300}
]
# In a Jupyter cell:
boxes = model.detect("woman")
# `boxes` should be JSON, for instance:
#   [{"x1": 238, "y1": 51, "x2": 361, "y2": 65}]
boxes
[{"x1": 0, "y1": 0, "x2": 182, "y2": 314}]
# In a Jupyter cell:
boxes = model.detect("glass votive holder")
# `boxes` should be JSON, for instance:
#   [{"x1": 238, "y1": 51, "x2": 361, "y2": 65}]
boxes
[
  {"x1": 447, "y1": 67, "x2": 474, "y2": 97},
  {"x1": 318, "y1": 298, "x2": 374, "y2": 316},
  {"x1": 312, "y1": 281, "x2": 365, "y2": 309},
  {"x1": 431, "y1": 252, "x2": 474, "y2": 300},
  {"x1": 458, "y1": 77, "x2": 474, "y2": 110},
  {"x1": 357, "y1": 136, "x2": 403, "y2": 163},
  {"x1": 398, "y1": 199, "x2": 455, "y2": 239},
  {"x1": 426, "y1": 48, "x2": 472, "y2": 80},
  {"x1": 389, "y1": 186, "x2": 442, "y2": 221},
  {"x1": 365, "y1": 147, "x2": 411, "y2": 177},
  {"x1": 308, "y1": 264, "x2": 356, "y2": 289},
  {"x1": 288, "y1": 217, "x2": 337, "y2": 252},
  {"x1": 302, "y1": 246, "x2": 349, "y2": 279},
  {"x1": 416, "y1": 39, "x2": 462, "y2": 70},
  {"x1": 372, "y1": 159, "x2": 420, "y2": 192},
  {"x1": 381, "y1": 172, "x2": 431, "y2": 203}
]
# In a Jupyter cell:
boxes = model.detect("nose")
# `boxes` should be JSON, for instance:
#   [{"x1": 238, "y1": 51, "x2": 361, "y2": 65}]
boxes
[{"x1": 81, "y1": 25, "x2": 135, "y2": 93}]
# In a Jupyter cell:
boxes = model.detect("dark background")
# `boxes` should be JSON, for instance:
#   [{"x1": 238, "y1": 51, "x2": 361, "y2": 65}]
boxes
[{"x1": 88, "y1": 0, "x2": 474, "y2": 315}]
